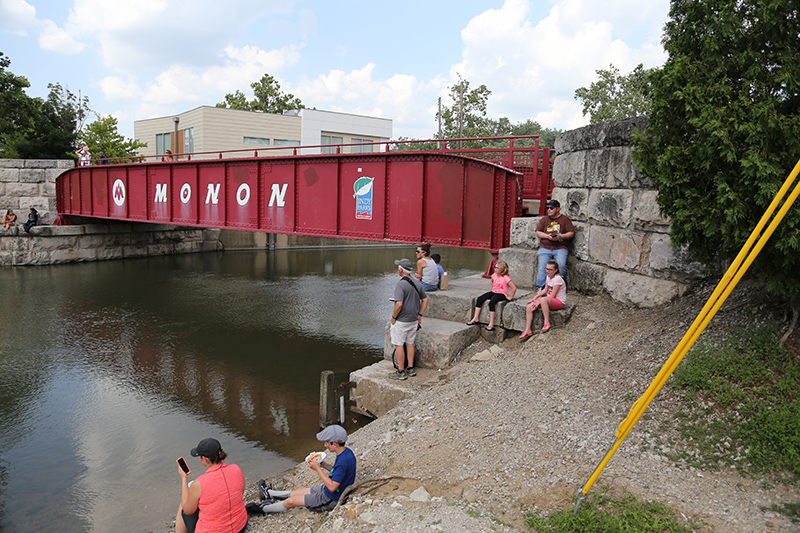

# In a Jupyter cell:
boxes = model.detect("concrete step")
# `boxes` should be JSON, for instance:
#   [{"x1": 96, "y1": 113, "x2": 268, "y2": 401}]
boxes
[
  {"x1": 382, "y1": 317, "x2": 480, "y2": 368},
  {"x1": 349, "y1": 360, "x2": 443, "y2": 418}
]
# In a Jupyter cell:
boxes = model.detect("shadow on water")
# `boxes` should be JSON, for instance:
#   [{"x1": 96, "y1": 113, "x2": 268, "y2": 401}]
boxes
[{"x1": 0, "y1": 245, "x2": 490, "y2": 532}]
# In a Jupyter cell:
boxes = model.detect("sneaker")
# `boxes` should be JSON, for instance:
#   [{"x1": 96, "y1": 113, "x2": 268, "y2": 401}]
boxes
[
  {"x1": 258, "y1": 479, "x2": 271, "y2": 501},
  {"x1": 245, "y1": 502, "x2": 266, "y2": 515},
  {"x1": 388, "y1": 370, "x2": 407, "y2": 380},
  {"x1": 404, "y1": 367, "x2": 417, "y2": 377}
]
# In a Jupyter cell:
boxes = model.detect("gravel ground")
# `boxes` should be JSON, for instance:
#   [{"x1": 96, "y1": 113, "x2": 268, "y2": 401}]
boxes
[{"x1": 166, "y1": 278, "x2": 800, "y2": 533}]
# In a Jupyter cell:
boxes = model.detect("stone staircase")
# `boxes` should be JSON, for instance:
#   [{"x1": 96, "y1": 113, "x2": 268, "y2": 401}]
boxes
[{"x1": 350, "y1": 274, "x2": 575, "y2": 418}]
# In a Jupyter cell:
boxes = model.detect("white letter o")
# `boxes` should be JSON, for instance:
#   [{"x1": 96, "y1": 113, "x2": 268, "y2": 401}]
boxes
[{"x1": 236, "y1": 183, "x2": 250, "y2": 206}]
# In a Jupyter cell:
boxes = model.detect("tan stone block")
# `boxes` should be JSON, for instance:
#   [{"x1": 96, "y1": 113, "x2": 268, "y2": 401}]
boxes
[
  {"x1": 633, "y1": 189, "x2": 670, "y2": 231},
  {"x1": 553, "y1": 151, "x2": 585, "y2": 187},
  {"x1": 604, "y1": 269, "x2": 688, "y2": 307},
  {"x1": 588, "y1": 189, "x2": 633, "y2": 227},
  {"x1": 589, "y1": 226, "x2": 645, "y2": 270}
]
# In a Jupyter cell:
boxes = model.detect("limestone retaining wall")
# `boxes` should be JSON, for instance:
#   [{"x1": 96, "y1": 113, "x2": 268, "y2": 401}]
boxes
[
  {"x1": 0, "y1": 159, "x2": 73, "y2": 225},
  {"x1": 0, "y1": 224, "x2": 222, "y2": 266},
  {"x1": 501, "y1": 117, "x2": 704, "y2": 307}
]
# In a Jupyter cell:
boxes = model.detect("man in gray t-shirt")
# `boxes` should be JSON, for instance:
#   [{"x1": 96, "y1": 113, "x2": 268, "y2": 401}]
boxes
[{"x1": 389, "y1": 258, "x2": 428, "y2": 380}]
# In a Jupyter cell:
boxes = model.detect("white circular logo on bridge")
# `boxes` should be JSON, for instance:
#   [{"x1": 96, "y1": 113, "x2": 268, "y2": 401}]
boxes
[{"x1": 112, "y1": 179, "x2": 126, "y2": 206}]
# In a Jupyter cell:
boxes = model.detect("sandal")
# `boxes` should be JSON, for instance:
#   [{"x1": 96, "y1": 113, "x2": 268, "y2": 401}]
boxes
[
  {"x1": 466, "y1": 321, "x2": 479, "y2": 326},
  {"x1": 485, "y1": 326, "x2": 495, "y2": 331},
  {"x1": 519, "y1": 331, "x2": 533, "y2": 340},
  {"x1": 541, "y1": 323, "x2": 551, "y2": 333}
]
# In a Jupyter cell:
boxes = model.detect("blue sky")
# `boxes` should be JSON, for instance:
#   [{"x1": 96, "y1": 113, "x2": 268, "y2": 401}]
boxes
[{"x1": 1, "y1": 0, "x2": 670, "y2": 140}]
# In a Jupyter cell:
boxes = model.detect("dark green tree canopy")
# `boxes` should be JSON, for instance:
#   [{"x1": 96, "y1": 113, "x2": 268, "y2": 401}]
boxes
[
  {"x1": 633, "y1": 0, "x2": 800, "y2": 297},
  {"x1": 216, "y1": 74, "x2": 304, "y2": 114},
  {"x1": 0, "y1": 52, "x2": 36, "y2": 156},
  {"x1": 574, "y1": 64, "x2": 654, "y2": 124},
  {"x1": 436, "y1": 75, "x2": 492, "y2": 141}
]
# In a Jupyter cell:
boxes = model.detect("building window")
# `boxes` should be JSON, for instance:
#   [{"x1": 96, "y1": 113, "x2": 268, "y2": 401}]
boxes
[
  {"x1": 156, "y1": 132, "x2": 172, "y2": 155},
  {"x1": 351, "y1": 138, "x2": 374, "y2": 153},
  {"x1": 321, "y1": 135, "x2": 343, "y2": 154},
  {"x1": 243, "y1": 136, "x2": 270, "y2": 146},
  {"x1": 273, "y1": 139, "x2": 300, "y2": 147},
  {"x1": 183, "y1": 128, "x2": 194, "y2": 154}
]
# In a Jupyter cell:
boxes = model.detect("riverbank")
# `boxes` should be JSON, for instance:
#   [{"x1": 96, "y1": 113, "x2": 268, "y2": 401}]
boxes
[{"x1": 164, "y1": 277, "x2": 799, "y2": 532}]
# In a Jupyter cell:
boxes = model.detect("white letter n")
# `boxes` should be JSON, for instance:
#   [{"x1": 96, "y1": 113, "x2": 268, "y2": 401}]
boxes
[
  {"x1": 268, "y1": 183, "x2": 288, "y2": 207},
  {"x1": 205, "y1": 183, "x2": 220, "y2": 205}
]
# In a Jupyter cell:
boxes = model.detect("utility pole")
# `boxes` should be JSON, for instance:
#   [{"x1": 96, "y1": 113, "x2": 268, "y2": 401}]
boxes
[
  {"x1": 458, "y1": 83, "x2": 464, "y2": 150},
  {"x1": 438, "y1": 97, "x2": 442, "y2": 149}
]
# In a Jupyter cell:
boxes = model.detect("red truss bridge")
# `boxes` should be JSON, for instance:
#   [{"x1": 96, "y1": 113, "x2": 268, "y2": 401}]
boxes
[{"x1": 56, "y1": 136, "x2": 554, "y2": 252}]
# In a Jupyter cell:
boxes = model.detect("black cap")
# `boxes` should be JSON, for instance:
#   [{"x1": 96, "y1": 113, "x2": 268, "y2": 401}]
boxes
[
  {"x1": 545, "y1": 199, "x2": 560, "y2": 208},
  {"x1": 190, "y1": 438, "x2": 221, "y2": 458}
]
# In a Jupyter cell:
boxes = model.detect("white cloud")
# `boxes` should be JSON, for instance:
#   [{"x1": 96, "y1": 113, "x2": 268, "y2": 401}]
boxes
[
  {"x1": 38, "y1": 19, "x2": 85, "y2": 54},
  {"x1": 443, "y1": 0, "x2": 669, "y2": 129},
  {"x1": 58, "y1": 0, "x2": 299, "y2": 73},
  {"x1": 0, "y1": 0, "x2": 37, "y2": 36}
]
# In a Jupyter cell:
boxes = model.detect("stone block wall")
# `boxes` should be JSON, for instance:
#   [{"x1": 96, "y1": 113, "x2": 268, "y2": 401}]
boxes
[
  {"x1": 0, "y1": 159, "x2": 73, "y2": 225},
  {"x1": 502, "y1": 117, "x2": 704, "y2": 307}
]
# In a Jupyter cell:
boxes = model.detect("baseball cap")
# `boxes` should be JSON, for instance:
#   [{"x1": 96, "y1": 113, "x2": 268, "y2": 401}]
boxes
[
  {"x1": 190, "y1": 438, "x2": 222, "y2": 458},
  {"x1": 394, "y1": 258, "x2": 414, "y2": 271},
  {"x1": 546, "y1": 199, "x2": 560, "y2": 208},
  {"x1": 316, "y1": 424, "x2": 348, "y2": 443}
]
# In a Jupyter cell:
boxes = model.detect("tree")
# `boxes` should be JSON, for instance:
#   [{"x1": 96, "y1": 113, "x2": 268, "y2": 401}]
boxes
[
  {"x1": 80, "y1": 115, "x2": 147, "y2": 163},
  {"x1": 436, "y1": 75, "x2": 493, "y2": 142},
  {"x1": 217, "y1": 74, "x2": 304, "y2": 114},
  {"x1": 574, "y1": 64, "x2": 654, "y2": 124},
  {"x1": 632, "y1": 0, "x2": 800, "y2": 298},
  {"x1": 0, "y1": 52, "x2": 36, "y2": 157},
  {"x1": 10, "y1": 83, "x2": 90, "y2": 160}
]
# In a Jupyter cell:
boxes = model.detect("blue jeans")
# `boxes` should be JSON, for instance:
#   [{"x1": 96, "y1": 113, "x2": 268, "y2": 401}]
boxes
[
  {"x1": 537, "y1": 248, "x2": 568, "y2": 289},
  {"x1": 421, "y1": 281, "x2": 438, "y2": 292}
]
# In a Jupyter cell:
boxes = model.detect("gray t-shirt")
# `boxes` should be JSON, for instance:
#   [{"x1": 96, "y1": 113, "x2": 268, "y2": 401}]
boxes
[{"x1": 393, "y1": 276, "x2": 427, "y2": 323}]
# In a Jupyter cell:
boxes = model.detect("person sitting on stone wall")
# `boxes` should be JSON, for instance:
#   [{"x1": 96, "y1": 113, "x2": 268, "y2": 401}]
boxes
[
  {"x1": 466, "y1": 260, "x2": 517, "y2": 331},
  {"x1": 2, "y1": 210, "x2": 17, "y2": 231},
  {"x1": 520, "y1": 259, "x2": 566, "y2": 338},
  {"x1": 252, "y1": 425, "x2": 357, "y2": 515},
  {"x1": 535, "y1": 199, "x2": 574, "y2": 290},
  {"x1": 22, "y1": 208, "x2": 39, "y2": 234},
  {"x1": 414, "y1": 242, "x2": 439, "y2": 292}
]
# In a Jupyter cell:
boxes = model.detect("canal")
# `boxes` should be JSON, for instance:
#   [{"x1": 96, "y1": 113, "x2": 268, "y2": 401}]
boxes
[{"x1": 0, "y1": 246, "x2": 491, "y2": 532}]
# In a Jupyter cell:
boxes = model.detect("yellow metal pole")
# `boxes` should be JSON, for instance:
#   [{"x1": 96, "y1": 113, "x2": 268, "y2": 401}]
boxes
[{"x1": 576, "y1": 157, "x2": 800, "y2": 505}]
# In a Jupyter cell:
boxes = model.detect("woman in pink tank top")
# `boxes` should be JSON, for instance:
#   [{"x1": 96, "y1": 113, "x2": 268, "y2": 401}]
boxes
[{"x1": 176, "y1": 438, "x2": 247, "y2": 533}]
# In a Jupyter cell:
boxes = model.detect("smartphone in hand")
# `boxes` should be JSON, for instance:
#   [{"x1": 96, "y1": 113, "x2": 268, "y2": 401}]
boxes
[{"x1": 177, "y1": 457, "x2": 190, "y2": 474}]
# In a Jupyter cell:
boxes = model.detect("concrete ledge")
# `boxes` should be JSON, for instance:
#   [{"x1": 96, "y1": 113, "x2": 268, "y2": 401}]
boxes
[
  {"x1": 350, "y1": 361, "x2": 416, "y2": 418},
  {"x1": 383, "y1": 317, "x2": 480, "y2": 368},
  {"x1": 501, "y1": 300, "x2": 577, "y2": 332}
]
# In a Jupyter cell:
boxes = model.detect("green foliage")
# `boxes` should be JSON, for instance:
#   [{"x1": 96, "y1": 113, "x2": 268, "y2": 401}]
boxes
[
  {"x1": 435, "y1": 75, "x2": 493, "y2": 145},
  {"x1": 525, "y1": 490, "x2": 693, "y2": 532},
  {"x1": 80, "y1": 115, "x2": 147, "y2": 163},
  {"x1": 216, "y1": 73, "x2": 304, "y2": 114},
  {"x1": 668, "y1": 324, "x2": 800, "y2": 476},
  {"x1": 764, "y1": 501, "x2": 800, "y2": 523},
  {"x1": 0, "y1": 52, "x2": 36, "y2": 156},
  {"x1": 10, "y1": 83, "x2": 90, "y2": 160},
  {"x1": 575, "y1": 64, "x2": 654, "y2": 123},
  {"x1": 632, "y1": 0, "x2": 800, "y2": 297}
]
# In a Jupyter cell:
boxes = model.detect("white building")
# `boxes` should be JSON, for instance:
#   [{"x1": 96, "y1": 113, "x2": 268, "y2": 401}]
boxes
[{"x1": 134, "y1": 106, "x2": 393, "y2": 160}]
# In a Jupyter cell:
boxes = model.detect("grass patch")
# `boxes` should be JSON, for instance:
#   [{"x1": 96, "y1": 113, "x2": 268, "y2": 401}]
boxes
[
  {"x1": 763, "y1": 501, "x2": 800, "y2": 523},
  {"x1": 666, "y1": 324, "x2": 800, "y2": 477},
  {"x1": 525, "y1": 490, "x2": 693, "y2": 532}
]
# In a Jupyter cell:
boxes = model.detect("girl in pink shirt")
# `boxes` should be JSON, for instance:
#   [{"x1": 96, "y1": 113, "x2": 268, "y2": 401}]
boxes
[
  {"x1": 466, "y1": 261, "x2": 517, "y2": 331},
  {"x1": 520, "y1": 260, "x2": 565, "y2": 338}
]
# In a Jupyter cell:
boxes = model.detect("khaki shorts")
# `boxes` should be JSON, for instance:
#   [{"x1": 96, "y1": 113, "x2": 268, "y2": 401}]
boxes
[{"x1": 390, "y1": 320, "x2": 418, "y2": 347}]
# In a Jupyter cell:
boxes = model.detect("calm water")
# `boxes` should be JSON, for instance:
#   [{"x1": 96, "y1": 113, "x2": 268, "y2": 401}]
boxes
[{"x1": 0, "y1": 246, "x2": 490, "y2": 532}]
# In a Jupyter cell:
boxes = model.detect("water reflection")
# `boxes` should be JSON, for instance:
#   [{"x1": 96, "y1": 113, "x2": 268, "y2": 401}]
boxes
[{"x1": 0, "y1": 246, "x2": 490, "y2": 532}]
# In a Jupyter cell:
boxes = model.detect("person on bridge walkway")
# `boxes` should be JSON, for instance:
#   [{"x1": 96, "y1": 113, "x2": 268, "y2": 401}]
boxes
[
  {"x1": 536, "y1": 199, "x2": 574, "y2": 290},
  {"x1": 389, "y1": 258, "x2": 428, "y2": 380},
  {"x1": 466, "y1": 260, "x2": 517, "y2": 331},
  {"x1": 175, "y1": 437, "x2": 248, "y2": 533},
  {"x1": 414, "y1": 242, "x2": 439, "y2": 292},
  {"x1": 255, "y1": 425, "x2": 357, "y2": 514},
  {"x1": 520, "y1": 259, "x2": 566, "y2": 339}
]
